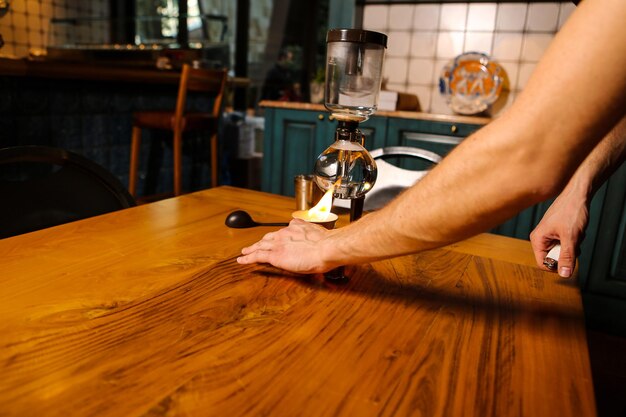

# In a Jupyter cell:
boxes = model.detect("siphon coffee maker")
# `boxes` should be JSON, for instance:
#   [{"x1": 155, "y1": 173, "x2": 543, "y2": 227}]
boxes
[
  {"x1": 314, "y1": 28, "x2": 388, "y2": 222},
  {"x1": 313, "y1": 28, "x2": 387, "y2": 282}
]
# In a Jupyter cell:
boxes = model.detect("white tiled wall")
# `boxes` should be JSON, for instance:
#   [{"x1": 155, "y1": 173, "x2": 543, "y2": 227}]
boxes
[{"x1": 363, "y1": 2, "x2": 577, "y2": 115}]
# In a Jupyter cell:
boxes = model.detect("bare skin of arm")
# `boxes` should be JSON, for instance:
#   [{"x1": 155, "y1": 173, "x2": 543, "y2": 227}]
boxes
[
  {"x1": 238, "y1": 0, "x2": 626, "y2": 274},
  {"x1": 530, "y1": 116, "x2": 626, "y2": 278}
]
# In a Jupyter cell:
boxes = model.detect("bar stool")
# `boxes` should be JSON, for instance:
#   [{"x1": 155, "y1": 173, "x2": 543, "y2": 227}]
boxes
[{"x1": 129, "y1": 64, "x2": 227, "y2": 197}]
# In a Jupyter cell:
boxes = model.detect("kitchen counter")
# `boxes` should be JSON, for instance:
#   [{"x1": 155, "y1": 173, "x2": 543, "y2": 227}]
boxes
[
  {"x1": 0, "y1": 56, "x2": 181, "y2": 85},
  {"x1": 0, "y1": 57, "x2": 249, "y2": 86},
  {"x1": 260, "y1": 100, "x2": 487, "y2": 196},
  {"x1": 259, "y1": 100, "x2": 491, "y2": 125}
]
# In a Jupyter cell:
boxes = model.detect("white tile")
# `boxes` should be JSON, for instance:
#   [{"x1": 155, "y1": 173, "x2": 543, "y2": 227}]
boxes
[
  {"x1": 521, "y1": 33, "x2": 553, "y2": 62},
  {"x1": 467, "y1": 3, "x2": 497, "y2": 31},
  {"x1": 410, "y1": 32, "x2": 437, "y2": 58},
  {"x1": 558, "y1": 2, "x2": 577, "y2": 29},
  {"x1": 499, "y1": 61, "x2": 519, "y2": 92},
  {"x1": 436, "y1": 31, "x2": 464, "y2": 59},
  {"x1": 440, "y1": 4, "x2": 467, "y2": 31},
  {"x1": 14, "y1": 44, "x2": 29, "y2": 58},
  {"x1": 385, "y1": 82, "x2": 406, "y2": 92},
  {"x1": 387, "y1": 31, "x2": 411, "y2": 57},
  {"x1": 496, "y1": 4, "x2": 527, "y2": 31},
  {"x1": 363, "y1": 5, "x2": 388, "y2": 30},
  {"x1": 12, "y1": 13, "x2": 27, "y2": 29},
  {"x1": 408, "y1": 58, "x2": 435, "y2": 85},
  {"x1": 430, "y1": 85, "x2": 454, "y2": 115},
  {"x1": 383, "y1": 57, "x2": 409, "y2": 84},
  {"x1": 0, "y1": 43, "x2": 16, "y2": 57},
  {"x1": 413, "y1": 4, "x2": 440, "y2": 30},
  {"x1": 526, "y1": 3, "x2": 559, "y2": 32},
  {"x1": 26, "y1": 0, "x2": 40, "y2": 15},
  {"x1": 14, "y1": 28, "x2": 28, "y2": 43},
  {"x1": 490, "y1": 90, "x2": 515, "y2": 117},
  {"x1": 464, "y1": 32, "x2": 493, "y2": 55},
  {"x1": 27, "y1": 14, "x2": 41, "y2": 30},
  {"x1": 389, "y1": 5, "x2": 415, "y2": 30},
  {"x1": 11, "y1": 1, "x2": 26, "y2": 12},
  {"x1": 406, "y1": 85, "x2": 432, "y2": 112},
  {"x1": 492, "y1": 32, "x2": 523, "y2": 61},
  {"x1": 29, "y1": 30, "x2": 44, "y2": 47},
  {"x1": 432, "y1": 58, "x2": 450, "y2": 85},
  {"x1": 517, "y1": 62, "x2": 537, "y2": 90}
]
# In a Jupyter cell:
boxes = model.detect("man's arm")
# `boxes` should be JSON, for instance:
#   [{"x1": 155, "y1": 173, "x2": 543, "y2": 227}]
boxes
[
  {"x1": 530, "y1": 116, "x2": 626, "y2": 278},
  {"x1": 239, "y1": 0, "x2": 626, "y2": 273}
]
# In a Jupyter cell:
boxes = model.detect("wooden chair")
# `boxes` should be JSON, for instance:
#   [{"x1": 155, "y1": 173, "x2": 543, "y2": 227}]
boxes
[{"x1": 129, "y1": 64, "x2": 227, "y2": 197}]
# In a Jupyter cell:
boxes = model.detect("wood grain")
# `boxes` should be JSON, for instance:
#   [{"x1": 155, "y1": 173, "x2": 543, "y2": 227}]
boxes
[{"x1": 0, "y1": 186, "x2": 595, "y2": 416}]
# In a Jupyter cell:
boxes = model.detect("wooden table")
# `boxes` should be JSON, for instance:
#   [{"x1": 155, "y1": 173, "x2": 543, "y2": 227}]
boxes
[{"x1": 0, "y1": 186, "x2": 596, "y2": 417}]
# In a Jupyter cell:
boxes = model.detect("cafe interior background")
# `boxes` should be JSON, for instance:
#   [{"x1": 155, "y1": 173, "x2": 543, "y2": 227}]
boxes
[
  {"x1": 1, "y1": 1, "x2": 625, "y2": 414},
  {"x1": 0, "y1": 0, "x2": 575, "y2": 113},
  {"x1": 0, "y1": 0, "x2": 579, "y2": 192}
]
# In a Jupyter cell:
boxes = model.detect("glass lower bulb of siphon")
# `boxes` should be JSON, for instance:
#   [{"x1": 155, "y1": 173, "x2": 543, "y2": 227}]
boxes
[{"x1": 313, "y1": 139, "x2": 377, "y2": 199}]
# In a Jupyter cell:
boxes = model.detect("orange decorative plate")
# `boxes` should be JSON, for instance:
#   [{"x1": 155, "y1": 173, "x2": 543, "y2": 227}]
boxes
[{"x1": 439, "y1": 52, "x2": 505, "y2": 115}]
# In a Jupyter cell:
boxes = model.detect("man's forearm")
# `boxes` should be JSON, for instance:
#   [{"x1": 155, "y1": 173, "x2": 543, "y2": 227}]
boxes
[
  {"x1": 569, "y1": 115, "x2": 626, "y2": 201},
  {"x1": 320, "y1": 0, "x2": 626, "y2": 268},
  {"x1": 322, "y1": 116, "x2": 581, "y2": 267}
]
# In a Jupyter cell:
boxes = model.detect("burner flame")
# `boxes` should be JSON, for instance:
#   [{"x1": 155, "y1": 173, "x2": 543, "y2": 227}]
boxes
[{"x1": 307, "y1": 179, "x2": 340, "y2": 221}]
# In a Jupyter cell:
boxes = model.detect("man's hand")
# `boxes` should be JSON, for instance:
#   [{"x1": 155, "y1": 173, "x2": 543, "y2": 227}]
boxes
[
  {"x1": 530, "y1": 187, "x2": 590, "y2": 278},
  {"x1": 530, "y1": 115, "x2": 626, "y2": 278},
  {"x1": 237, "y1": 219, "x2": 336, "y2": 274}
]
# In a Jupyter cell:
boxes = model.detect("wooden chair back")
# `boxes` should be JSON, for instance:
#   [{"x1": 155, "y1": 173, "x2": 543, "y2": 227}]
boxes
[{"x1": 174, "y1": 64, "x2": 228, "y2": 127}]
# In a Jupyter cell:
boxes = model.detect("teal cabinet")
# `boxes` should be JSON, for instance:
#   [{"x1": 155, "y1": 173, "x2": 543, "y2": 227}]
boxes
[
  {"x1": 385, "y1": 117, "x2": 480, "y2": 170},
  {"x1": 585, "y1": 162, "x2": 626, "y2": 297},
  {"x1": 261, "y1": 107, "x2": 480, "y2": 195},
  {"x1": 581, "y1": 161, "x2": 626, "y2": 334},
  {"x1": 384, "y1": 116, "x2": 552, "y2": 240},
  {"x1": 262, "y1": 108, "x2": 332, "y2": 196},
  {"x1": 359, "y1": 116, "x2": 389, "y2": 151},
  {"x1": 262, "y1": 106, "x2": 387, "y2": 196}
]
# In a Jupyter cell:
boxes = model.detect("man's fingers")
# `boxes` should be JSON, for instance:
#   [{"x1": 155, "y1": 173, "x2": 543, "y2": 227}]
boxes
[
  {"x1": 530, "y1": 234, "x2": 554, "y2": 270},
  {"x1": 261, "y1": 231, "x2": 277, "y2": 241},
  {"x1": 238, "y1": 241, "x2": 281, "y2": 263},
  {"x1": 237, "y1": 251, "x2": 270, "y2": 265},
  {"x1": 241, "y1": 240, "x2": 277, "y2": 255},
  {"x1": 557, "y1": 243, "x2": 576, "y2": 278},
  {"x1": 530, "y1": 242, "x2": 547, "y2": 270}
]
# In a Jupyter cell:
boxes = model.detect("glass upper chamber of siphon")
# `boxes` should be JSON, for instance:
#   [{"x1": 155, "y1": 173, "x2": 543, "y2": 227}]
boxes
[{"x1": 314, "y1": 29, "x2": 387, "y2": 200}]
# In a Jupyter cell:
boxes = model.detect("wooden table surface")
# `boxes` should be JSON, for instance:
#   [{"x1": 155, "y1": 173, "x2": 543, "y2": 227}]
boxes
[{"x1": 0, "y1": 186, "x2": 596, "y2": 417}]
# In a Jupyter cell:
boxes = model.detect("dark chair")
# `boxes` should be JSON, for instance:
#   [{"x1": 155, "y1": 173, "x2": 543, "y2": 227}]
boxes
[
  {"x1": 335, "y1": 146, "x2": 442, "y2": 211},
  {"x1": 0, "y1": 146, "x2": 136, "y2": 239},
  {"x1": 129, "y1": 64, "x2": 228, "y2": 197}
]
